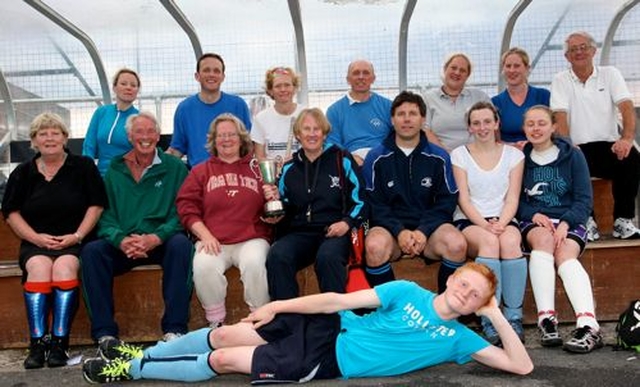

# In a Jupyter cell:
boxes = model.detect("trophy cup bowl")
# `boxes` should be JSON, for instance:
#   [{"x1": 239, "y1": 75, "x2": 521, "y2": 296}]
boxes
[{"x1": 259, "y1": 159, "x2": 286, "y2": 217}]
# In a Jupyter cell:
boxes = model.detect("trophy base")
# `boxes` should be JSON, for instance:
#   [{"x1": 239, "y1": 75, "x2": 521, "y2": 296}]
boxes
[
  {"x1": 263, "y1": 209, "x2": 286, "y2": 218},
  {"x1": 264, "y1": 201, "x2": 285, "y2": 218}
]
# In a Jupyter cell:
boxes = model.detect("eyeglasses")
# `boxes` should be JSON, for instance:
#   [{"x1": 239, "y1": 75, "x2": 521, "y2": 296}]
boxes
[
  {"x1": 568, "y1": 43, "x2": 593, "y2": 54},
  {"x1": 216, "y1": 133, "x2": 239, "y2": 139}
]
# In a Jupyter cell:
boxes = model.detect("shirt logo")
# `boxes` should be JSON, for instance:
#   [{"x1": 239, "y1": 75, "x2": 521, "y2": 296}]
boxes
[
  {"x1": 525, "y1": 182, "x2": 548, "y2": 196},
  {"x1": 154, "y1": 180, "x2": 163, "y2": 188},
  {"x1": 421, "y1": 177, "x2": 432, "y2": 188},
  {"x1": 370, "y1": 118, "x2": 385, "y2": 129},
  {"x1": 387, "y1": 180, "x2": 394, "y2": 188},
  {"x1": 329, "y1": 175, "x2": 341, "y2": 189}
]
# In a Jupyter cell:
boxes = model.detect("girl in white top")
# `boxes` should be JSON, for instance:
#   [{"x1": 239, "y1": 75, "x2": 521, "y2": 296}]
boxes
[
  {"x1": 450, "y1": 101, "x2": 526, "y2": 346},
  {"x1": 251, "y1": 67, "x2": 305, "y2": 167}
]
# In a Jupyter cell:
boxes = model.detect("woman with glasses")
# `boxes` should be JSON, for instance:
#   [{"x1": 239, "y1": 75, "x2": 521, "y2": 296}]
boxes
[{"x1": 176, "y1": 114, "x2": 272, "y2": 328}]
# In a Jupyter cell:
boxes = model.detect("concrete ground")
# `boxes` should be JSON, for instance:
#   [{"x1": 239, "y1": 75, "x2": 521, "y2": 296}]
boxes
[{"x1": 2, "y1": 323, "x2": 639, "y2": 387}]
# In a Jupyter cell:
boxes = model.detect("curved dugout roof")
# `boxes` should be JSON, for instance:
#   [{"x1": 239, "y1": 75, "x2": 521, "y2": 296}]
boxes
[{"x1": 0, "y1": 0, "x2": 638, "y2": 149}]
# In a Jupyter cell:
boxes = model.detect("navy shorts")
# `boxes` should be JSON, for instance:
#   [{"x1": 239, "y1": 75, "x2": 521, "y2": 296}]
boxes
[
  {"x1": 453, "y1": 218, "x2": 519, "y2": 232},
  {"x1": 520, "y1": 220, "x2": 587, "y2": 254},
  {"x1": 251, "y1": 313, "x2": 342, "y2": 384}
]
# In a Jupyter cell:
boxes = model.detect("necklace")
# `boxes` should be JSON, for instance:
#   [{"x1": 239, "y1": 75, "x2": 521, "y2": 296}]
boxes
[
  {"x1": 442, "y1": 86, "x2": 461, "y2": 98},
  {"x1": 38, "y1": 153, "x2": 67, "y2": 180}
]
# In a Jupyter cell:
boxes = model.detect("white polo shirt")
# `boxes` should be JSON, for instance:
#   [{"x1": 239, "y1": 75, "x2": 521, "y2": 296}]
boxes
[{"x1": 550, "y1": 66, "x2": 632, "y2": 145}]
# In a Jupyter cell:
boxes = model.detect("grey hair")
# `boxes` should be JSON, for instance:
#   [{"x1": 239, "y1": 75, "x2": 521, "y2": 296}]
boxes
[
  {"x1": 125, "y1": 111, "x2": 160, "y2": 134},
  {"x1": 564, "y1": 31, "x2": 597, "y2": 54}
]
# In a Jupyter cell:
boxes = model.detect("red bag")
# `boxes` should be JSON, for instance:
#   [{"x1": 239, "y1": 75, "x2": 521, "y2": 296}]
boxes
[
  {"x1": 346, "y1": 226, "x2": 371, "y2": 292},
  {"x1": 335, "y1": 150, "x2": 371, "y2": 292}
]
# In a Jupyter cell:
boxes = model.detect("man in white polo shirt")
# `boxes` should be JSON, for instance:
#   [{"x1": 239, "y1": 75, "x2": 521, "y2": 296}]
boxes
[{"x1": 551, "y1": 30, "x2": 640, "y2": 240}]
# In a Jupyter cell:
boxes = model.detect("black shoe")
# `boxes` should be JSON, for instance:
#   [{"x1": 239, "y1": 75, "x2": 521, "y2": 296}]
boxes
[
  {"x1": 98, "y1": 338, "x2": 143, "y2": 362},
  {"x1": 47, "y1": 336, "x2": 69, "y2": 368},
  {"x1": 83, "y1": 357, "x2": 133, "y2": 384},
  {"x1": 539, "y1": 316, "x2": 563, "y2": 347},
  {"x1": 563, "y1": 325, "x2": 604, "y2": 353},
  {"x1": 24, "y1": 338, "x2": 47, "y2": 369}
]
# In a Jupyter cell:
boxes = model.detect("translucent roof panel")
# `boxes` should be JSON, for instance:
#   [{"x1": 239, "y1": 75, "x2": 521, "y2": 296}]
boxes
[
  {"x1": 1, "y1": 0, "x2": 639, "y2": 141},
  {"x1": 610, "y1": 5, "x2": 640, "y2": 105},
  {"x1": 511, "y1": 0, "x2": 631, "y2": 88},
  {"x1": 179, "y1": 0, "x2": 298, "y2": 96},
  {"x1": 407, "y1": 0, "x2": 519, "y2": 95},
  {"x1": 39, "y1": 0, "x2": 196, "y2": 97},
  {"x1": 299, "y1": 0, "x2": 404, "y2": 89}
]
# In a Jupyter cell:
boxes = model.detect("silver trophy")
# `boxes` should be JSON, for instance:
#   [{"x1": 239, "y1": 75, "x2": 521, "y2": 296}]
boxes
[{"x1": 258, "y1": 159, "x2": 285, "y2": 217}]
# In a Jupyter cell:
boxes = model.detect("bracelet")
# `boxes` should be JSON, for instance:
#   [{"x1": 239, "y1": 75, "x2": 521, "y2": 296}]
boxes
[{"x1": 74, "y1": 232, "x2": 83, "y2": 244}]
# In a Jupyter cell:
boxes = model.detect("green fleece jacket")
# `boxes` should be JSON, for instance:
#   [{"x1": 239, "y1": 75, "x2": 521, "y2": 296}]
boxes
[{"x1": 98, "y1": 149, "x2": 188, "y2": 248}]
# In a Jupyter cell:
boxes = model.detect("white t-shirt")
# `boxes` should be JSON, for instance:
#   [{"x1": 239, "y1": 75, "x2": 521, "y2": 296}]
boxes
[
  {"x1": 550, "y1": 66, "x2": 632, "y2": 145},
  {"x1": 251, "y1": 104, "x2": 305, "y2": 162},
  {"x1": 450, "y1": 144, "x2": 524, "y2": 221}
]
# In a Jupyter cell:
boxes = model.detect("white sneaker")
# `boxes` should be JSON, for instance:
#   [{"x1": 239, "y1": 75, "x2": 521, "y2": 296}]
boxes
[
  {"x1": 612, "y1": 217, "x2": 640, "y2": 240},
  {"x1": 586, "y1": 216, "x2": 600, "y2": 242},
  {"x1": 162, "y1": 332, "x2": 183, "y2": 342}
]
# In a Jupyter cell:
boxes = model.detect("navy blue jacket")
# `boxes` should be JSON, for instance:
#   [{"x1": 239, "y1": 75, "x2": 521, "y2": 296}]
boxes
[
  {"x1": 518, "y1": 136, "x2": 592, "y2": 228},
  {"x1": 277, "y1": 143, "x2": 366, "y2": 234},
  {"x1": 362, "y1": 131, "x2": 458, "y2": 237}
]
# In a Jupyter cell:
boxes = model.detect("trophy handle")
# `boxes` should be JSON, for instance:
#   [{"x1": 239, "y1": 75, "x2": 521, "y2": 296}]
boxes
[{"x1": 250, "y1": 158, "x2": 262, "y2": 180}]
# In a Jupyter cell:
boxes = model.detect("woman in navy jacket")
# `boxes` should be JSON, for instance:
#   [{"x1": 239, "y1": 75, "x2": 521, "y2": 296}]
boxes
[
  {"x1": 518, "y1": 105, "x2": 602, "y2": 354},
  {"x1": 263, "y1": 108, "x2": 367, "y2": 300}
]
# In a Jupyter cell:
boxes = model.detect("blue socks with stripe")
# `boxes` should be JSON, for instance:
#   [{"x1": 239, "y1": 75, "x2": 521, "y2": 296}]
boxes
[
  {"x1": 144, "y1": 327, "x2": 213, "y2": 358},
  {"x1": 438, "y1": 258, "x2": 463, "y2": 294},
  {"x1": 365, "y1": 262, "x2": 395, "y2": 287},
  {"x1": 130, "y1": 352, "x2": 216, "y2": 382}
]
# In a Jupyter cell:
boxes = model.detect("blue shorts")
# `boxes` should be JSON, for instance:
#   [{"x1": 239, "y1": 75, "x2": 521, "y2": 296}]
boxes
[
  {"x1": 252, "y1": 313, "x2": 342, "y2": 383},
  {"x1": 453, "y1": 218, "x2": 519, "y2": 232},
  {"x1": 519, "y1": 220, "x2": 587, "y2": 253}
]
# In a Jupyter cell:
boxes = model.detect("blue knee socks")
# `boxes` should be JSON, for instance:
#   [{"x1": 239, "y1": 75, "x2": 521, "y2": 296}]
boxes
[
  {"x1": 365, "y1": 262, "x2": 395, "y2": 287},
  {"x1": 144, "y1": 327, "x2": 213, "y2": 358},
  {"x1": 500, "y1": 257, "x2": 527, "y2": 321},
  {"x1": 130, "y1": 352, "x2": 216, "y2": 382},
  {"x1": 475, "y1": 257, "x2": 502, "y2": 303},
  {"x1": 438, "y1": 259, "x2": 464, "y2": 294}
]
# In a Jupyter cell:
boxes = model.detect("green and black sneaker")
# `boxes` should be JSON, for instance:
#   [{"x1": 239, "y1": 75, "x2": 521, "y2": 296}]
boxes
[
  {"x1": 98, "y1": 338, "x2": 144, "y2": 361},
  {"x1": 82, "y1": 357, "x2": 132, "y2": 384}
]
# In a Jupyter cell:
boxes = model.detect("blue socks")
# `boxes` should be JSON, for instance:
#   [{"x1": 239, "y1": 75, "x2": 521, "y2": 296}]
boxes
[
  {"x1": 131, "y1": 352, "x2": 216, "y2": 382},
  {"x1": 365, "y1": 262, "x2": 395, "y2": 287},
  {"x1": 501, "y1": 257, "x2": 527, "y2": 321},
  {"x1": 475, "y1": 257, "x2": 502, "y2": 303},
  {"x1": 438, "y1": 258, "x2": 463, "y2": 294},
  {"x1": 476, "y1": 257, "x2": 527, "y2": 322},
  {"x1": 128, "y1": 329, "x2": 217, "y2": 382},
  {"x1": 144, "y1": 327, "x2": 213, "y2": 358}
]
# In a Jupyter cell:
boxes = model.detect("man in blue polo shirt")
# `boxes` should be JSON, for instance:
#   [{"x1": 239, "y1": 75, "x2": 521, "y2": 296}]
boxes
[
  {"x1": 326, "y1": 59, "x2": 393, "y2": 165},
  {"x1": 167, "y1": 53, "x2": 251, "y2": 167}
]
